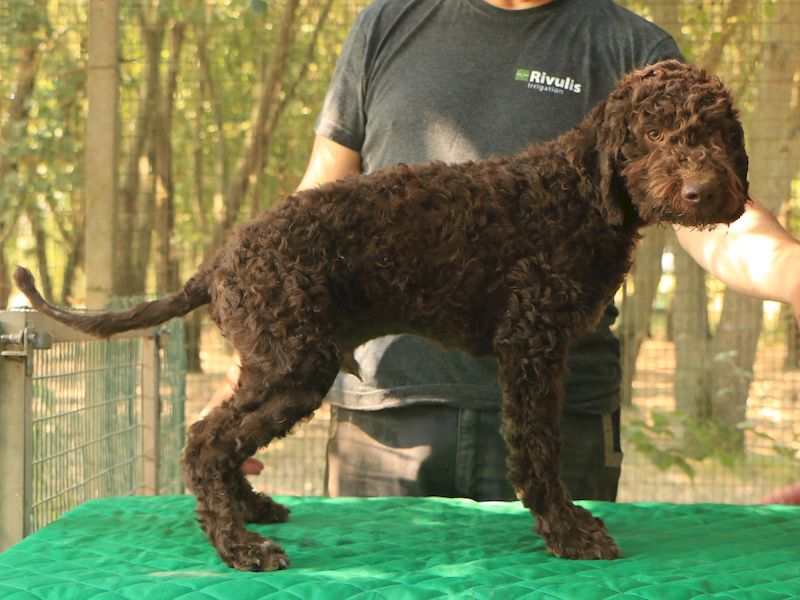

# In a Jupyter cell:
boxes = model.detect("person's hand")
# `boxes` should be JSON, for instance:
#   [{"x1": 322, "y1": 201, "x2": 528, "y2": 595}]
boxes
[
  {"x1": 243, "y1": 457, "x2": 264, "y2": 476},
  {"x1": 761, "y1": 481, "x2": 800, "y2": 505}
]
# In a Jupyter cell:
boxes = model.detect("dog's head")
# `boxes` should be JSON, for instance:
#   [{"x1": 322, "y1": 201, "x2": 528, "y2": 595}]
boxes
[{"x1": 592, "y1": 59, "x2": 749, "y2": 228}]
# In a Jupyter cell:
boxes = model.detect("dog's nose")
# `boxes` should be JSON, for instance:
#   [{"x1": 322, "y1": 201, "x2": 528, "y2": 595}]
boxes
[{"x1": 682, "y1": 180, "x2": 716, "y2": 204}]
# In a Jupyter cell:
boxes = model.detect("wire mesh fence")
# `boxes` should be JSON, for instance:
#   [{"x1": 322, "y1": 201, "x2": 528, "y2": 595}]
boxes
[
  {"x1": 30, "y1": 336, "x2": 144, "y2": 531},
  {"x1": 0, "y1": 309, "x2": 186, "y2": 548},
  {"x1": 618, "y1": 312, "x2": 800, "y2": 503},
  {"x1": 158, "y1": 320, "x2": 187, "y2": 494}
]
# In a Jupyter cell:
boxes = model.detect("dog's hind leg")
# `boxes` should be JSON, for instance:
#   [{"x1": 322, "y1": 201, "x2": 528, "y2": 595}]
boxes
[
  {"x1": 232, "y1": 470, "x2": 291, "y2": 525},
  {"x1": 192, "y1": 382, "x2": 291, "y2": 527},
  {"x1": 493, "y1": 265, "x2": 619, "y2": 560},
  {"x1": 182, "y1": 334, "x2": 339, "y2": 571}
]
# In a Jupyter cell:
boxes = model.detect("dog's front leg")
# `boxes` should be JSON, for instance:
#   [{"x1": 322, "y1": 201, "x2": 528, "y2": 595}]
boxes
[{"x1": 493, "y1": 279, "x2": 619, "y2": 560}]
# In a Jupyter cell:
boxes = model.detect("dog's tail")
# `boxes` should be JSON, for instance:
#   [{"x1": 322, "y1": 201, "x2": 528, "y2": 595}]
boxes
[{"x1": 13, "y1": 265, "x2": 212, "y2": 338}]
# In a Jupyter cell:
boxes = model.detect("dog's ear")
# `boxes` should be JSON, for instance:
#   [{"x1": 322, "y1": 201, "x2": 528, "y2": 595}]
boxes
[
  {"x1": 594, "y1": 99, "x2": 627, "y2": 227},
  {"x1": 727, "y1": 109, "x2": 750, "y2": 198},
  {"x1": 566, "y1": 94, "x2": 628, "y2": 226},
  {"x1": 597, "y1": 145, "x2": 625, "y2": 226}
]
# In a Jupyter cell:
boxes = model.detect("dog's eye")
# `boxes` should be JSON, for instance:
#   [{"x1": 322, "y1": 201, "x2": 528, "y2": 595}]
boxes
[
  {"x1": 646, "y1": 129, "x2": 663, "y2": 141},
  {"x1": 646, "y1": 129, "x2": 663, "y2": 142}
]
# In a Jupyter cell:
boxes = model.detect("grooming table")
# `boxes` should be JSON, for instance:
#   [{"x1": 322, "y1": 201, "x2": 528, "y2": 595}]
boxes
[{"x1": 1, "y1": 496, "x2": 798, "y2": 599}]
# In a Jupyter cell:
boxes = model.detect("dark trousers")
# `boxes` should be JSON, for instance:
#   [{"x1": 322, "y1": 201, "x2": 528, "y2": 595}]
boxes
[{"x1": 324, "y1": 404, "x2": 622, "y2": 501}]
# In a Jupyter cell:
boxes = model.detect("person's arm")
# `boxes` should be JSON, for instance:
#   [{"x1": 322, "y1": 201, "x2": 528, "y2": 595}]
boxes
[
  {"x1": 296, "y1": 135, "x2": 362, "y2": 191},
  {"x1": 674, "y1": 199, "x2": 800, "y2": 320}
]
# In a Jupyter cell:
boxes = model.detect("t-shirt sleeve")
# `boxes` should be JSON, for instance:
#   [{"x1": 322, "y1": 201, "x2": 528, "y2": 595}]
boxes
[
  {"x1": 645, "y1": 35, "x2": 685, "y2": 64},
  {"x1": 315, "y1": 12, "x2": 369, "y2": 152}
]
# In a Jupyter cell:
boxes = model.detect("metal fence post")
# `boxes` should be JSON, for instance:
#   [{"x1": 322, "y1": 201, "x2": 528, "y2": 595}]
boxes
[
  {"x1": 0, "y1": 311, "x2": 34, "y2": 551},
  {"x1": 142, "y1": 332, "x2": 161, "y2": 495}
]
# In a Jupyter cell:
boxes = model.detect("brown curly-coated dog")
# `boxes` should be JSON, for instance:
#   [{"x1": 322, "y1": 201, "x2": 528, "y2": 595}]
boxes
[{"x1": 15, "y1": 60, "x2": 749, "y2": 570}]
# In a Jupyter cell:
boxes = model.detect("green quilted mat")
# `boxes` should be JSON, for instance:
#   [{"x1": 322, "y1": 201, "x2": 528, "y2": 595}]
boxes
[{"x1": 1, "y1": 496, "x2": 798, "y2": 599}]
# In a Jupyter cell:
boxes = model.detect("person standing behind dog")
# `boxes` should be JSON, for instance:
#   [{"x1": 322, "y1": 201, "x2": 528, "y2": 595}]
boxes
[{"x1": 212, "y1": 0, "x2": 800, "y2": 501}]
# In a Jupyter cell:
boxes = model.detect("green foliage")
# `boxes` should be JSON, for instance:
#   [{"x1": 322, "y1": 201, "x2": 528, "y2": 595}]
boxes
[
  {"x1": 1, "y1": 0, "x2": 365, "y2": 300},
  {"x1": 625, "y1": 409, "x2": 799, "y2": 479},
  {"x1": 626, "y1": 411, "x2": 736, "y2": 479},
  {"x1": 0, "y1": 1, "x2": 87, "y2": 302},
  {"x1": 711, "y1": 349, "x2": 754, "y2": 398},
  {"x1": 158, "y1": 0, "x2": 358, "y2": 259},
  {"x1": 744, "y1": 422, "x2": 800, "y2": 461}
]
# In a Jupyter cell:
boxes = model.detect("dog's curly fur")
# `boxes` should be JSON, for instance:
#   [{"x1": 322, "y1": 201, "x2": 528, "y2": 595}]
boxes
[{"x1": 14, "y1": 60, "x2": 749, "y2": 570}]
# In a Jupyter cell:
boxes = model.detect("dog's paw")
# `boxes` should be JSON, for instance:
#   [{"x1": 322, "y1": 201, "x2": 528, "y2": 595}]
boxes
[
  {"x1": 222, "y1": 534, "x2": 291, "y2": 571},
  {"x1": 544, "y1": 527, "x2": 620, "y2": 560},
  {"x1": 536, "y1": 506, "x2": 620, "y2": 560},
  {"x1": 242, "y1": 494, "x2": 290, "y2": 524}
]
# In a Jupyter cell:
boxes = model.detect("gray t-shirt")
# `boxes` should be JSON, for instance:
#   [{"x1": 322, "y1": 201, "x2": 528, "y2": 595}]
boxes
[{"x1": 316, "y1": 0, "x2": 682, "y2": 414}]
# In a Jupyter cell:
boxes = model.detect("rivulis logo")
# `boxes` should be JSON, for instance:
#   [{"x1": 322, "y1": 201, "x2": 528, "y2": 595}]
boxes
[{"x1": 515, "y1": 68, "x2": 582, "y2": 94}]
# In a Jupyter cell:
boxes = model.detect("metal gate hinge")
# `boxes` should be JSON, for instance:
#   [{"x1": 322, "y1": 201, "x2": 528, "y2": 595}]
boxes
[{"x1": 0, "y1": 328, "x2": 53, "y2": 358}]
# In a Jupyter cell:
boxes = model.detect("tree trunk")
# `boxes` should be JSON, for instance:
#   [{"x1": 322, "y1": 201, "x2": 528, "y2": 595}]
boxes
[
  {"x1": 42, "y1": 181, "x2": 85, "y2": 305},
  {"x1": 0, "y1": 5, "x2": 43, "y2": 308},
  {"x1": 0, "y1": 204, "x2": 23, "y2": 307},
  {"x1": 154, "y1": 18, "x2": 185, "y2": 294},
  {"x1": 619, "y1": 228, "x2": 666, "y2": 406},
  {"x1": 254, "y1": 0, "x2": 336, "y2": 212},
  {"x1": 213, "y1": 0, "x2": 300, "y2": 247},
  {"x1": 672, "y1": 242, "x2": 710, "y2": 419},
  {"x1": 709, "y1": 0, "x2": 800, "y2": 447},
  {"x1": 645, "y1": 1, "x2": 683, "y2": 47},
  {"x1": 195, "y1": 5, "x2": 227, "y2": 253},
  {"x1": 115, "y1": 5, "x2": 165, "y2": 296},
  {"x1": 26, "y1": 202, "x2": 54, "y2": 301},
  {"x1": 709, "y1": 293, "x2": 761, "y2": 448},
  {"x1": 0, "y1": 10, "x2": 41, "y2": 193},
  {"x1": 60, "y1": 221, "x2": 85, "y2": 306},
  {"x1": 696, "y1": 0, "x2": 748, "y2": 73}
]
